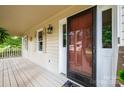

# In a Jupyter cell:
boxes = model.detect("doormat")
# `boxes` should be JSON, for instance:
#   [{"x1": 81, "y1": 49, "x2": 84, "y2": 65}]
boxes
[{"x1": 62, "y1": 80, "x2": 79, "y2": 87}]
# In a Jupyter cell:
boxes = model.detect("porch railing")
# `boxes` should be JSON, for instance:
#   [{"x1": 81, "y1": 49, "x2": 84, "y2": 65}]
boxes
[{"x1": 0, "y1": 48, "x2": 22, "y2": 59}]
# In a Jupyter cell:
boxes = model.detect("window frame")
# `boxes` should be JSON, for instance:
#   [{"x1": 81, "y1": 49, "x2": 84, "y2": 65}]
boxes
[
  {"x1": 36, "y1": 28, "x2": 43, "y2": 53},
  {"x1": 23, "y1": 35, "x2": 28, "y2": 51}
]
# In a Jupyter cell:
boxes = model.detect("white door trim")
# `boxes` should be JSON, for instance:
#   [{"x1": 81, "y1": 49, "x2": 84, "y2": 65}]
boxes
[{"x1": 58, "y1": 18, "x2": 67, "y2": 75}]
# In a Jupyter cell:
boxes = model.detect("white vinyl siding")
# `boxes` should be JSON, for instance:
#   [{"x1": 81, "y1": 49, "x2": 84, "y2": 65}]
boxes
[{"x1": 121, "y1": 6, "x2": 124, "y2": 46}]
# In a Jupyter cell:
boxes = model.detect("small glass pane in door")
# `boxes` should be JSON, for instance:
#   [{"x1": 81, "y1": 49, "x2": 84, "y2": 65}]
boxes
[
  {"x1": 102, "y1": 9, "x2": 112, "y2": 48},
  {"x1": 63, "y1": 24, "x2": 67, "y2": 47}
]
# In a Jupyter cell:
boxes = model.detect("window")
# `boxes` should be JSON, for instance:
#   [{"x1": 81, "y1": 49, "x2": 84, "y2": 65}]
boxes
[
  {"x1": 63, "y1": 24, "x2": 67, "y2": 47},
  {"x1": 102, "y1": 8, "x2": 112, "y2": 48},
  {"x1": 23, "y1": 36, "x2": 28, "y2": 50},
  {"x1": 37, "y1": 31, "x2": 43, "y2": 51}
]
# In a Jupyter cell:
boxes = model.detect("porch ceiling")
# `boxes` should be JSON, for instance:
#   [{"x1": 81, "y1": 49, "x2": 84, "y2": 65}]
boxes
[{"x1": 0, "y1": 5, "x2": 71, "y2": 36}]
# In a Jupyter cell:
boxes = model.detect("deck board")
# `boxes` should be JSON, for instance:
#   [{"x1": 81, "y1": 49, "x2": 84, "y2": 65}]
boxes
[
  {"x1": 0, "y1": 57, "x2": 68, "y2": 87},
  {"x1": 4, "y1": 60, "x2": 11, "y2": 87},
  {"x1": 14, "y1": 60, "x2": 33, "y2": 87},
  {"x1": 18, "y1": 60, "x2": 42, "y2": 87},
  {"x1": 6, "y1": 60, "x2": 18, "y2": 87},
  {"x1": 23, "y1": 60, "x2": 60, "y2": 87},
  {"x1": 0, "y1": 59, "x2": 3, "y2": 87},
  {"x1": 10, "y1": 59, "x2": 25, "y2": 87}
]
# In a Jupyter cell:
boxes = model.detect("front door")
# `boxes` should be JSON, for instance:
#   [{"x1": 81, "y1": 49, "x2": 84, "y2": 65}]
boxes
[{"x1": 67, "y1": 7, "x2": 96, "y2": 86}]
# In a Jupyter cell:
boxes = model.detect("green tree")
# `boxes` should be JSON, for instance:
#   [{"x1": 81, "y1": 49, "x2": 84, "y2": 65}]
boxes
[
  {"x1": 0, "y1": 27, "x2": 21, "y2": 49},
  {"x1": 0, "y1": 36, "x2": 22, "y2": 49},
  {"x1": 4, "y1": 36, "x2": 21, "y2": 48},
  {"x1": 0, "y1": 27, "x2": 9, "y2": 44}
]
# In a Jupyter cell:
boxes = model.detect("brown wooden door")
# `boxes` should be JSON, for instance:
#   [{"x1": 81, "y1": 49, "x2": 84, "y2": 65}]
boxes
[{"x1": 67, "y1": 7, "x2": 96, "y2": 86}]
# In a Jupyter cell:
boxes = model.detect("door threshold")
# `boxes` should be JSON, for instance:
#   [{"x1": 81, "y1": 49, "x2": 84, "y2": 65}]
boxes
[
  {"x1": 60, "y1": 73, "x2": 83, "y2": 87},
  {"x1": 67, "y1": 78, "x2": 84, "y2": 87}
]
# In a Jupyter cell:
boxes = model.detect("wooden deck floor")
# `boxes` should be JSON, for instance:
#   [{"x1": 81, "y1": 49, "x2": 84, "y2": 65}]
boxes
[{"x1": 0, "y1": 57, "x2": 68, "y2": 87}]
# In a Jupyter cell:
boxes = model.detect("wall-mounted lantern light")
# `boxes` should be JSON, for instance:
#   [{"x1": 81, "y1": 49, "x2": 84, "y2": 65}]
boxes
[{"x1": 47, "y1": 24, "x2": 53, "y2": 34}]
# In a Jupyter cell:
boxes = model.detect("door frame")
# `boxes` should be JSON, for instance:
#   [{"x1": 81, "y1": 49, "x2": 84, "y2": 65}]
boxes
[
  {"x1": 58, "y1": 18, "x2": 67, "y2": 75},
  {"x1": 67, "y1": 6, "x2": 97, "y2": 87}
]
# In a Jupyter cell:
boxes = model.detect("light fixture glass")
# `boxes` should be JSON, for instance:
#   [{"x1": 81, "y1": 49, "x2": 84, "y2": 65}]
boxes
[{"x1": 47, "y1": 24, "x2": 53, "y2": 34}]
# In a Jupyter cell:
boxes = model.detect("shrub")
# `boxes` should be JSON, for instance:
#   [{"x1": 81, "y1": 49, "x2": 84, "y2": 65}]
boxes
[{"x1": 118, "y1": 70, "x2": 124, "y2": 84}]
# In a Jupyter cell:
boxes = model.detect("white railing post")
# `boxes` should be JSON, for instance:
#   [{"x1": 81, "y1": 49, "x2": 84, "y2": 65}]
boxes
[
  {"x1": 6, "y1": 48, "x2": 7, "y2": 58},
  {"x1": 0, "y1": 48, "x2": 1, "y2": 59},
  {"x1": 4, "y1": 49, "x2": 5, "y2": 58},
  {"x1": 2, "y1": 49, "x2": 3, "y2": 58},
  {"x1": 13, "y1": 48, "x2": 14, "y2": 57},
  {"x1": 6, "y1": 48, "x2": 8, "y2": 58},
  {"x1": 20, "y1": 48, "x2": 21, "y2": 56},
  {"x1": 9, "y1": 48, "x2": 10, "y2": 58},
  {"x1": 7, "y1": 48, "x2": 8, "y2": 58},
  {"x1": 3, "y1": 49, "x2": 4, "y2": 58},
  {"x1": 19, "y1": 48, "x2": 20, "y2": 56},
  {"x1": 18, "y1": 48, "x2": 19, "y2": 57},
  {"x1": 17, "y1": 48, "x2": 19, "y2": 57},
  {"x1": 9, "y1": 48, "x2": 11, "y2": 58},
  {"x1": 12, "y1": 48, "x2": 14, "y2": 57},
  {"x1": 16, "y1": 48, "x2": 17, "y2": 57},
  {"x1": 15, "y1": 48, "x2": 16, "y2": 57},
  {"x1": 15, "y1": 48, "x2": 17, "y2": 57},
  {"x1": 14, "y1": 48, "x2": 15, "y2": 57},
  {"x1": 10, "y1": 48, "x2": 11, "y2": 57}
]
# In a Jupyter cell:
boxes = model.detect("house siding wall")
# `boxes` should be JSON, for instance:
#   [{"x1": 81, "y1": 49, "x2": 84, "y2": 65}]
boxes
[
  {"x1": 22, "y1": 5, "x2": 92, "y2": 74},
  {"x1": 121, "y1": 6, "x2": 124, "y2": 46}
]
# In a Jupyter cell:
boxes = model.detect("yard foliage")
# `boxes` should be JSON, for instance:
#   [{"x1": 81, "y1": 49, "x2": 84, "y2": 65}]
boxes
[
  {"x1": 118, "y1": 70, "x2": 124, "y2": 84},
  {"x1": 0, "y1": 27, "x2": 22, "y2": 49},
  {"x1": 0, "y1": 36, "x2": 22, "y2": 49},
  {"x1": 0, "y1": 27, "x2": 9, "y2": 44}
]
